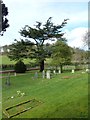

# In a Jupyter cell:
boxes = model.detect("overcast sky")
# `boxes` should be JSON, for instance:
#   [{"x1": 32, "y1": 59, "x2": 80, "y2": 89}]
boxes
[{"x1": 1, "y1": 0, "x2": 88, "y2": 49}]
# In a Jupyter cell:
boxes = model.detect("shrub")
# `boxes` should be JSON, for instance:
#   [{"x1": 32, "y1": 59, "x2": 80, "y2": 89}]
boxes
[
  {"x1": 1, "y1": 64, "x2": 14, "y2": 70},
  {"x1": 14, "y1": 60, "x2": 26, "y2": 73}
]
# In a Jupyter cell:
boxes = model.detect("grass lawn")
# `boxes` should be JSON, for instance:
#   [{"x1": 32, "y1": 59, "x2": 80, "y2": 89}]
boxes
[
  {"x1": 1, "y1": 55, "x2": 32, "y2": 65},
  {"x1": 0, "y1": 55, "x2": 54, "y2": 66},
  {"x1": 2, "y1": 70, "x2": 88, "y2": 118},
  {"x1": 1, "y1": 55, "x2": 15, "y2": 65}
]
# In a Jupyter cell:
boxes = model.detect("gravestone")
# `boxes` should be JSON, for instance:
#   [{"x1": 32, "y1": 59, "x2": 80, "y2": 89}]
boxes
[
  {"x1": 86, "y1": 69, "x2": 89, "y2": 72},
  {"x1": 46, "y1": 70, "x2": 50, "y2": 79},
  {"x1": 5, "y1": 72, "x2": 10, "y2": 86},
  {"x1": 42, "y1": 70, "x2": 45, "y2": 79},
  {"x1": 34, "y1": 72, "x2": 38, "y2": 79},
  {"x1": 14, "y1": 72, "x2": 17, "y2": 76},
  {"x1": 53, "y1": 70, "x2": 56, "y2": 74},
  {"x1": 72, "y1": 69, "x2": 75, "y2": 73},
  {"x1": 58, "y1": 70, "x2": 61, "y2": 74}
]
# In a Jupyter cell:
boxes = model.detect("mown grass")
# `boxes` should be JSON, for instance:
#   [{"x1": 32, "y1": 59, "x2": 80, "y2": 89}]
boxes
[
  {"x1": 2, "y1": 70, "x2": 88, "y2": 118},
  {"x1": 1, "y1": 55, "x2": 32, "y2": 65},
  {"x1": 0, "y1": 55, "x2": 76, "y2": 72},
  {"x1": 1, "y1": 55, "x2": 15, "y2": 65},
  {"x1": 0, "y1": 55, "x2": 51, "y2": 65}
]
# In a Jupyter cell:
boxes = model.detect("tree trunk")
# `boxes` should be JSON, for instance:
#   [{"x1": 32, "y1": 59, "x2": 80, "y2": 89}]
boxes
[
  {"x1": 60, "y1": 65, "x2": 63, "y2": 73},
  {"x1": 40, "y1": 60, "x2": 44, "y2": 72}
]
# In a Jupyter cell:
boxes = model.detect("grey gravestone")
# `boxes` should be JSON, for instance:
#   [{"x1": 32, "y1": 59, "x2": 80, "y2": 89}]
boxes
[
  {"x1": 34, "y1": 72, "x2": 38, "y2": 79},
  {"x1": 5, "y1": 73, "x2": 10, "y2": 86},
  {"x1": 46, "y1": 70, "x2": 50, "y2": 79},
  {"x1": 42, "y1": 70, "x2": 45, "y2": 78}
]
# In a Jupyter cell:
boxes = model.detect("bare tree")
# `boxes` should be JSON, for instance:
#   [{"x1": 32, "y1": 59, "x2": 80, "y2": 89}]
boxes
[{"x1": 82, "y1": 30, "x2": 90, "y2": 50}]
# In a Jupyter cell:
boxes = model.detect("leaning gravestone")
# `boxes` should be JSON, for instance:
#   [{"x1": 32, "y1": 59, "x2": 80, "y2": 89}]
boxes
[
  {"x1": 5, "y1": 72, "x2": 10, "y2": 86},
  {"x1": 46, "y1": 70, "x2": 51, "y2": 79}
]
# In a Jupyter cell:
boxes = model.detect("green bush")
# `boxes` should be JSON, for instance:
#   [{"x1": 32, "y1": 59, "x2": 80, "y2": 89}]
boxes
[
  {"x1": 14, "y1": 60, "x2": 26, "y2": 73},
  {"x1": 1, "y1": 64, "x2": 14, "y2": 70}
]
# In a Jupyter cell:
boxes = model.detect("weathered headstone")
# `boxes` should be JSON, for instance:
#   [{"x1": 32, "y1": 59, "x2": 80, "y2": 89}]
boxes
[
  {"x1": 71, "y1": 69, "x2": 75, "y2": 73},
  {"x1": 34, "y1": 72, "x2": 38, "y2": 79},
  {"x1": 46, "y1": 70, "x2": 51, "y2": 79},
  {"x1": 14, "y1": 72, "x2": 16, "y2": 76},
  {"x1": 42, "y1": 70, "x2": 45, "y2": 79}
]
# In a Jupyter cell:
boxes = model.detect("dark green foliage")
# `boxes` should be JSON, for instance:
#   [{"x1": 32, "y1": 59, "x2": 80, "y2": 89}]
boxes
[
  {"x1": 19, "y1": 17, "x2": 69, "y2": 72},
  {"x1": 0, "y1": 0, "x2": 9, "y2": 35},
  {"x1": 14, "y1": 60, "x2": 26, "y2": 73},
  {"x1": 7, "y1": 39, "x2": 34, "y2": 61},
  {"x1": 8, "y1": 17, "x2": 68, "y2": 72},
  {"x1": 1, "y1": 64, "x2": 14, "y2": 70},
  {"x1": 51, "y1": 40, "x2": 72, "y2": 73}
]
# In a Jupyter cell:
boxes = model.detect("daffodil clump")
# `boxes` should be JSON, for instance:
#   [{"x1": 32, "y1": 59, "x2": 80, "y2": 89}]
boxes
[{"x1": 10, "y1": 90, "x2": 25, "y2": 99}]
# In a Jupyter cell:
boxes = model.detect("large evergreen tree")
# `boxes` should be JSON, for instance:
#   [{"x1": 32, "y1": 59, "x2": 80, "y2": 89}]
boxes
[{"x1": 19, "y1": 17, "x2": 69, "y2": 72}]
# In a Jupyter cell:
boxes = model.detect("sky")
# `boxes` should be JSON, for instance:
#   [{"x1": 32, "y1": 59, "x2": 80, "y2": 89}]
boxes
[{"x1": 0, "y1": 0, "x2": 89, "y2": 49}]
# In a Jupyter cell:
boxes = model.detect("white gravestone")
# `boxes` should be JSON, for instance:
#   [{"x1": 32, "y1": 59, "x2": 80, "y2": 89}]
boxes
[
  {"x1": 46, "y1": 70, "x2": 51, "y2": 79},
  {"x1": 53, "y1": 70, "x2": 56, "y2": 74},
  {"x1": 14, "y1": 72, "x2": 17, "y2": 76},
  {"x1": 58, "y1": 70, "x2": 61, "y2": 74},
  {"x1": 86, "y1": 69, "x2": 89, "y2": 72},
  {"x1": 72, "y1": 69, "x2": 74, "y2": 73}
]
